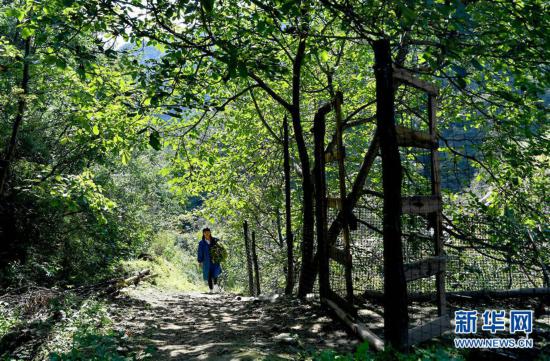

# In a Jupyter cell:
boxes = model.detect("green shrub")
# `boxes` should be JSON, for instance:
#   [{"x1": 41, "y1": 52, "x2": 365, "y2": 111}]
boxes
[{"x1": 122, "y1": 230, "x2": 204, "y2": 292}]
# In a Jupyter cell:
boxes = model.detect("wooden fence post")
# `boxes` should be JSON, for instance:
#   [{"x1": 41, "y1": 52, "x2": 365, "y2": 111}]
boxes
[
  {"x1": 243, "y1": 221, "x2": 254, "y2": 296},
  {"x1": 251, "y1": 231, "x2": 261, "y2": 296}
]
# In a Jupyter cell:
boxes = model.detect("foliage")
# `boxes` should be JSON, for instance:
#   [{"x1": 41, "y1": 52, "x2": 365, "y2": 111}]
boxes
[
  {"x1": 210, "y1": 240, "x2": 228, "y2": 264},
  {"x1": 43, "y1": 297, "x2": 155, "y2": 360},
  {"x1": 301, "y1": 342, "x2": 466, "y2": 361},
  {"x1": 104, "y1": 0, "x2": 548, "y2": 293},
  {"x1": 122, "y1": 231, "x2": 204, "y2": 292},
  {"x1": 0, "y1": 0, "x2": 547, "y2": 303}
]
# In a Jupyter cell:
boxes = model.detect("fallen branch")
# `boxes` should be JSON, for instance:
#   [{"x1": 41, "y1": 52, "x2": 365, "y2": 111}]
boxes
[{"x1": 73, "y1": 269, "x2": 152, "y2": 297}]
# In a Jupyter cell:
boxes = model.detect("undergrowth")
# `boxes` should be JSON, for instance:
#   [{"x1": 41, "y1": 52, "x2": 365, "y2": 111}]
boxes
[
  {"x1": 1, "y1": 292, "x2": 156, "y2": 360},
  {"x1": 299, "y1": 342, "x2": 465, "y2": 361},
  {"x1": 122, "y1": 230, "x2": 205, "y2": 292}
]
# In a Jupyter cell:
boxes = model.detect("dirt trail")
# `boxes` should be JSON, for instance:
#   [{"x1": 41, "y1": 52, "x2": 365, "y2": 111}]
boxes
[{"x1": 110, "y1": 288, "x2": 359, "y2": 360}]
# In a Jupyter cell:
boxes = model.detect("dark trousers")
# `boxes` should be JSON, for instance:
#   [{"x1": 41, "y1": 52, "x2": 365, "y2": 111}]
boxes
[{"x1": 208, "y1": 268, "x2": 218, "y2": 289}]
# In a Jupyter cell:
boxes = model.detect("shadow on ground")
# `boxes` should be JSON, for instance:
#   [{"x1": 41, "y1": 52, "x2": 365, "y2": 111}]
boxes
[{"x1": 109, "y1": 289, "x2": 359, "y2": 360}]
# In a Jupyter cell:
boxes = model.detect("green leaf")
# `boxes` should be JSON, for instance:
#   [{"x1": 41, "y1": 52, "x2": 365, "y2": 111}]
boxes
[
  {"x1": 319, "y1": 50, "x2": 329, "y2": 62},
  {"x1": 92, "y1": 125, "x2": 100, "y2": 135},
  {"x1": 6, "y1": 8, "x2": 24, "y2": 21},
  {"x1": 121, "y1": 150, "x2": 130, "y2": 165},
  {"x1": 21, "y1": 27, "x2": 35, "y2": 40}
]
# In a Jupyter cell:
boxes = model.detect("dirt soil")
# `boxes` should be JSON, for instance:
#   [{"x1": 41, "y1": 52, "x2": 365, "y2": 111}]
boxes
[{"x1": 110, "y1": 288, "x2": 360, "y2": 360}]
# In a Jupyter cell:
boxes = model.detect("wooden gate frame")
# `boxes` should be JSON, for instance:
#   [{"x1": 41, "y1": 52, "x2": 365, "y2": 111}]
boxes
[{"x1": 315, "y1": 39, "x2": 449, "y2": 351}]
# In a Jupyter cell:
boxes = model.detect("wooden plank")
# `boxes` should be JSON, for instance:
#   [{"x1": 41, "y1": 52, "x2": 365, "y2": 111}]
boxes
[
  {"x1": 408, "y1": 315, "x2": 450, "y2": 346},
  {"x1": 329, "y1": 246, "x2": 350, "y2": 266},
  {"x1": 323, "y1": 297, "x2": 385, "y2": 351},
  {"x1": 403, "y1": 256, "x2": 446, "y2": 282},
  {"x1": 402, "y1": 195, "x2": 441, "y2": 215},
  {"x1": 365, "y1": 288, "x2": 550, "y2": 303},
  {"x1": 327, "y1": 287, "x2": 357, "y2": 317},
  {"x1": 395, "y1": 125, "x2": 437, "y2": 149},
  {"x1": 392, "y1": 66, "x2": 439, "y2": 96},
  {"x1": 327, "y1": 197, "x2": 342, "y2": 209}
]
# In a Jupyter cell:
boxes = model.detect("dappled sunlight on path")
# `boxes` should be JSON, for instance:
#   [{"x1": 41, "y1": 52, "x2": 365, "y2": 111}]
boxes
[{"x1": 110, "y1": 289, "x2": 359, "y2": 360}]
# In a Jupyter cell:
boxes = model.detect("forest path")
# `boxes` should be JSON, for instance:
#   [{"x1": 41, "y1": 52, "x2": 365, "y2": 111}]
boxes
[{"x1": 110, "y1": 287, "x2": 359, "y2": 360}]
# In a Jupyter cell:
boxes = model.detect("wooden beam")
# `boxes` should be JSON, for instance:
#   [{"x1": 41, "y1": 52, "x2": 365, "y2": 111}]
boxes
[
  {"x1": 407, "y1": 315, "x2": 450, "y2": 346},
  {"x1": 364, "y1": 287, "x2": 550, "y2": 303},
  {"x1": 392, "y1": 66, "x2": 439, "y2": 96},
  {"x1": 403, "y1": 256, "x2": 446, "y2": 282},
  {"x1": 327, "y1": 288, "x2": 357, "y2": 317},
  {"x1": 395, "y1": 125, "x2": 437, "y2": 149},
  {"x1": 402, "y1": 195, "x2": 441, "y2": 215},
  {"x1": 327, "y1": 197, "x2": 342, "y2": 209},
  {"x1": 323, "y1": 297, "x2": 385, "y2": 351}
]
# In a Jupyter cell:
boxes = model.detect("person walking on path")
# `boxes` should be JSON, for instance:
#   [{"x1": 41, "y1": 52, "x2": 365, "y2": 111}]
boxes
[{"x1": 197, "y1": 227, "x2": 222, "y2": 293}]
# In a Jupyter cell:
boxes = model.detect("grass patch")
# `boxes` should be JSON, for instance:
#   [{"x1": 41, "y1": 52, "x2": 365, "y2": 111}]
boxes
[{"x1": 122, "y1": 230, "x2": 205, "y2": 292}]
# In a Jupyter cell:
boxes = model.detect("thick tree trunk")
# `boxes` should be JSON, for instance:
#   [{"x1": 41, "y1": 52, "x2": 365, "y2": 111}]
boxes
[
  {"x1": 287, "y1": 37, "x2": 316, "y2": 299},
  {"x1": 295, "y1": 108, "x2": 316, "y2": 299},
  {"x1": 251, "y1": 231, "x2": 261, "y2": 296},
  {"x1": 373, "y1": 39, "x2": 408, "y2": 350},
  {"x1": 283, "y1": 116, "x2": 295, "y2": 295},
  {"x1": 313, "y1": 104, "x2": 329, "y2": 298},
  {"x1": 0, "y1": 37, "x2": 31, "y2": 197},
  {"x1": 243, "y1": 221, "x2": 254, "y2": 296}
]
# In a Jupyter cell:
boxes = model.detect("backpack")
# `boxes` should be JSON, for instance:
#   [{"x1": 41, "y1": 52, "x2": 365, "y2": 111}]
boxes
[{"x1": 210, "y1": 239, "x2": 228, "y2": 264}]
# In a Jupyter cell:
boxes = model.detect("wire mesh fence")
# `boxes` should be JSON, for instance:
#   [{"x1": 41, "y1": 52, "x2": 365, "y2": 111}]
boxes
[{"x1": 322, "y1": 82, "x2": 549, "y2": 347}]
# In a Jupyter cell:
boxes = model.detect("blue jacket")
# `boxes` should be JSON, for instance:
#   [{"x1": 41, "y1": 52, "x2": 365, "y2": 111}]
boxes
[{"x1": 197, "y1": 238, "x2": 222, "y2": 281}]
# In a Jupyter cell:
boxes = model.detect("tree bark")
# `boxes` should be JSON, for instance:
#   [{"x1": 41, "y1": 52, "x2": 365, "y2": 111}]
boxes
[
  {"x1": 251, "y1": 231, "x2": 261, "y2": 296},
  {"x1": 313, "y1": 103, "x2": 329, "y2": 298},
  {"x1": 289, "y1": 37, "x2": 316, "y2": 299},
  {"x1": 0, "y1": 37, "x2": 31, "y2": 197},
  {"x1": 283, "y1": 116, "x2": 295, "y2": 295},
  {"x1": 373, "y1": 39, "x2": 408, "y2": 350},
  {"x1": 243, "y1": 221, "x2": 254, "y2": 296}
]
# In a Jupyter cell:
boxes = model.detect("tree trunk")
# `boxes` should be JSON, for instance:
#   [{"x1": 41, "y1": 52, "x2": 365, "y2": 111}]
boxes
[
  {"x1": 295, "y1": 109, "x2": 315, "y2": 299},
  {"x1": 243, "y1": 221, "x2": 254, "y2": 296},
  {"x1": 291, "y1": 37, "x2": 316, "y2": 299},
  {"x1": 313, "y1": 103, "x2": 329, "y2": 298},
  {"x1": 373, "y1": 39, "x2": 408, "y2": 350},
  {"x1": 283, "y1": 116, "x2": 295, "y2": 295},
  {"x1": 0, "y1": 37, "x2": 31, "y2": 197},
  {"x1": 251, "y1": 231, "x2": 261, "y2": 296}
]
